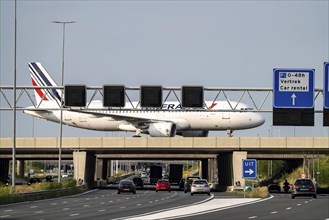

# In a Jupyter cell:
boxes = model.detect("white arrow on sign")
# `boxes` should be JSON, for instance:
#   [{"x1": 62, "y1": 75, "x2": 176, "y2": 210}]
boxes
[
  {"x1": 291, "y1": 93, "x2": 296, "y2": 106},
  {"x1": 244, "y1": 168, "x2": 254, "y2": 175}
]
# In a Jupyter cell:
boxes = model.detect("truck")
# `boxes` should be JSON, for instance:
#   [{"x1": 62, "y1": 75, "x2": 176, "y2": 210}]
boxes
[
  {"x1": 169, "y1": 164, "x2": 183, "y2": 185},
  {"x1": 149, "y1": 165, "x2": 163, "y2": 184}
]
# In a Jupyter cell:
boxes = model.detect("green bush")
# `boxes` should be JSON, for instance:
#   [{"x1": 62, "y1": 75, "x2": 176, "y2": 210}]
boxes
[{"x1": 248, "y1": 186, "x2": 269, "y2": 198}]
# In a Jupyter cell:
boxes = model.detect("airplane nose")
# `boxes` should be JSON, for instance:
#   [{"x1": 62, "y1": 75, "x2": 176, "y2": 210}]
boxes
[{"x1": 255, "y1": 113, "x2": 265, "y2": 126}]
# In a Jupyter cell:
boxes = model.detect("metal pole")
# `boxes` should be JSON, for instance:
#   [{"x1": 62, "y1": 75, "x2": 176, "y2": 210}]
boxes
[
  {"x1": 12, "y1": 0, "x2": 17, "y2": 189},
  {"x1": 52, "y1": 21, "x2": 75, "y2": 183}
]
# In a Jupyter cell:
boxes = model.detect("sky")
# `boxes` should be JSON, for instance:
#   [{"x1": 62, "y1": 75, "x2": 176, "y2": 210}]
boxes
[{"x1": 0, "y1": 0, "x2": 328, "y2": 138}]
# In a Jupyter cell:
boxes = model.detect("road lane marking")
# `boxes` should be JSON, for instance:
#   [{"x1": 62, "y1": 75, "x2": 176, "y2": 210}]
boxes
[
  {"x1": 70, "y1": 213, "x2": 79, "y2": 217},
  {"x1": 62, "y1": 201, "x2": 68, "y2": 204},
  {"x1": 30, "y1": 206, "x2": 37, "y2": 208},
  {"x1": 34, "y1": 211, "x2": 44, "y2": 214},
  {"x1": 0, "y1": 215, "x2": 10, "y2": 218},
  {"x1": 286, "y1": 207, "x2": 292, "y2": 210},
  {"x1": 136, "y1": 204, "x2": 142, "y2": 206},
  {"x1": 2, "y1": 210, "x2": 12, "y2": 212},
  {"x1": 270, "y1": 211, "x2": 278, "y2": 214},
  {"x1": 63, "y1": 208, "x2": 70, "y2": 211},
  {"x1": 51, "y1": 203, "x2": 57, "y2": 205},
  {"x1": 111, "y1": 197, "x2": 266, "y2": 220},
  {"x1": 83, "y1": 204, "x2": 90, "y2": 207},
  {"x1": 297, "y1": 204, "x2": 301, "y2": 206},
  {"x1": 98, "y1": 209, "x2": 106, "y2": 212},
  {"x1": 248, "y1": 216, "x2": 258, "y2": 219}
]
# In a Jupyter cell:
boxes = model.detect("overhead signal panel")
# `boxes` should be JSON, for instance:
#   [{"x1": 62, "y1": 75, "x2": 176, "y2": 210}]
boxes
[
  {"x1": 103, "y1": 85, "x2": 125, "y2": 107},
  {"x1": 140, "y1": 86, "x2": 162, "y2": 108},
  {"x1": 64, "y1": 85, "x2": 86, "y2": 107},
  {"x1": 181, "y1": 86, "x2": 204, "y2": 108}
]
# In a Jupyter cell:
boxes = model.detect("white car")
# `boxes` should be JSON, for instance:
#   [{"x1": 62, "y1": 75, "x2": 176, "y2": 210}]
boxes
[
  {"x1": 62, "y1": 174, "x2": 68, "y2": 178},
  {"x1": 190, "y1": 179, "x2": 211, "y2": 196}
]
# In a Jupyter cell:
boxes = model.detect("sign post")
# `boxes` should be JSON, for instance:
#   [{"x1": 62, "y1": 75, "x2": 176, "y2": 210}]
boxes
[
  {"x1": 324, "y1": 63, "x2": 329, "y2": 126},
  {"x1": 273, "y1": 69, "x2": 315, "y2": 126},
  {"x1": 242, "y1": 159, "x2": 257, "y2": 198}
]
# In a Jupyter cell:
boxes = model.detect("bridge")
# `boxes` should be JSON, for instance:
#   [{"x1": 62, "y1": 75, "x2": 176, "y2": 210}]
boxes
[{"x1": 1, "y1": 137, "x2": 328, "y2": 189}]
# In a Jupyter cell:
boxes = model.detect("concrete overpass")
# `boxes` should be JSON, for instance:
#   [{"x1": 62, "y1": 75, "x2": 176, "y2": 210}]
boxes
[{"x1": 1, "y1": 137, "x2": 328, "y2": 189}]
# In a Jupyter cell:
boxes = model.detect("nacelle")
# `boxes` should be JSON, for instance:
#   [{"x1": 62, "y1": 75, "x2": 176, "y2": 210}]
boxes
[{"x1": 148, "y1": 122, "x2": 177, "y2": 137}]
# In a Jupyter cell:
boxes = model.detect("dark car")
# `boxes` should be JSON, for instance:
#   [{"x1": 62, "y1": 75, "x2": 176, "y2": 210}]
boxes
[
  {"x1": 291, "y1": 178, "x2": 317, "y2": 199},
  {"x1": 28, "y1": 177, "x2": 41, "y2": 185},
  {"x1": 132, "y1": 176, "x2": 144, "y2": 189},
  {"x1": 179, "y1": 178, "x2": 185, "y2": 190},
  {"x1": 44, "y1": 175, "x2": 53, "y2": 182},
  {"x1": 118, "y1": 180, "x2": 136, "y2": 194},
  {"x1": 184, "y1": 176, "x2": 201, "y2": 193},
  {"x1": 267, "y1": 183, "x2": 281, "y2": 192}
]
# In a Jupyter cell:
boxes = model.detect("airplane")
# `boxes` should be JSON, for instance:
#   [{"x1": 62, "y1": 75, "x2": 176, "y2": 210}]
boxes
[{"x1": 23, "y1": 62, "x2": 265, "y2": 137}]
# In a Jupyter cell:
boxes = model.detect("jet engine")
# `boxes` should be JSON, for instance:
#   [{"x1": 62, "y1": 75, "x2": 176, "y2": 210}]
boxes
[
  {"x1": 147, "y1": 122, "x2": 177, "y2": 137},
  {"x1": 177, "y1": 130, "x2": 209, "y2": 137}
]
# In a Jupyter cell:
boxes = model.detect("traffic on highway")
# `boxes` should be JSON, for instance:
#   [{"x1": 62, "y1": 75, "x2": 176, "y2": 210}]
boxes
[{"x1": 1, "y1": 187, "x2": 328, "y2": 220}]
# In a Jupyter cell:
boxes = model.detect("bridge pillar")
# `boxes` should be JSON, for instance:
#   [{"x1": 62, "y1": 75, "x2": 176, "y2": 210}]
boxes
[
  {"x1": 218, "y1": 151, "x2": 247, "y2": 190},
  {"x1": 95, "y1": 159, "x2": 109, "y2": 181},
  {"x1": 201, "y1": 159, "x2": 208, "y2": 180},
  {"x1": 0, "y1": 159, "x2": 10, "y2": 181},
  {"x1": 208, "y1": 157, "x2": 218, "y2": 184},
  {"x1": 17, "y1": 160, "x2": 25, "y2": 178},
  {"x1": 73, "y1": 151, "x2": 96, "y2": 187}
]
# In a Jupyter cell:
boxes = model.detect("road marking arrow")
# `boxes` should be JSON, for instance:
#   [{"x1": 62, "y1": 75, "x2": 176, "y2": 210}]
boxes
[
  {"x1": 244, "y1": 169, "x2": 254, "y2": 175},
  {"x1": 291, "y1": 93, "x2": 296, "y2": 106}
]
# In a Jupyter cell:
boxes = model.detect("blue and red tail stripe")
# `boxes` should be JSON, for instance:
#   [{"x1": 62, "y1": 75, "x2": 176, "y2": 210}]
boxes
[{"x1": 28, "y1": 62, "x2": 62, "y2": 102}]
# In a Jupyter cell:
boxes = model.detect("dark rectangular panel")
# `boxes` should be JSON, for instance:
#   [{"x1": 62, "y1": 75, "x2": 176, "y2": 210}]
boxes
[
  {"x1": 273, "y1": 108, "x2": 314, "y2": 126},
  {"x1": 140, "y1": 86, "x2": 162, "y2": 107},
  {"x1": 181, "y1": 86, "x2": 204, "y2": 108},
  {"x1": 103, "y1": 85, "x2": 125, "y2": 107},
  {"x1": 324, "y1": 109, "x2": 329, "y2": 126},
  {"x1": 64, "y1": 85, "x2": 86, "y2": 107}
]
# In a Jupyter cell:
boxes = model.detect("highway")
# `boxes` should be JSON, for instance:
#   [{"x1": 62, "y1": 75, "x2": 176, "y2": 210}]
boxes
[{"x1": 0, "y1": 189, "x2": 328, "y2": 220}]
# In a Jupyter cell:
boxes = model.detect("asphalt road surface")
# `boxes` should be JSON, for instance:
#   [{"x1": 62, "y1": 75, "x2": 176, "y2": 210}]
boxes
[{"x1": 0, "y1": 190, "x2": 328, "y2": 220}]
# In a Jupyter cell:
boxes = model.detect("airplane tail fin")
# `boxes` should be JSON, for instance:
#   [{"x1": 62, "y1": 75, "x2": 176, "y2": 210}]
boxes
[{"x1": 28, "y1": 62, "x2": 62, "y2": 106}]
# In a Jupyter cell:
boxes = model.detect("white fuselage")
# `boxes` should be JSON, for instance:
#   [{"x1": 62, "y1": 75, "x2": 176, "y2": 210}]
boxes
[{"x1": 24, "y1": 101, "x2": 265, "y2": 133}]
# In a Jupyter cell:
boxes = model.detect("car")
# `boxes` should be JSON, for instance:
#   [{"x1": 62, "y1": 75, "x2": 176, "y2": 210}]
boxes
[
  {"x1": 156, "y1": 179, "x2": 171, "y2": 192},
  {"x1": 190, "y1": 179, "x2": 211, "y2": 196},
  {"x1": 179, "y1": 178, "x2": 185, "y2": 190},
  {"x1": 162, "y1": 174, "x2": 169, "y2": 180},
  {"x1": 132, "y1": 176, "x2": 144, "y2": 189},
  {"x1": 267, "y1": 183, "x2": 281, "y2": 192},
  {"x1": 141, "y1": 172, "x2": 148, "y2": 178},
  {"x1": 28, "y1": 177, "x2": 41, "y2": 185},
  {"x1": 184, "y1": 176, "x2": 201, "y2": 193},
  {"x1": 62, "y1": 173, "x2": 69, "y2": 178},
  {"x1": 117, "y1": 180, "x2": 136, "y2": 194},
  {"x1": 44, "y1": 175, "x2": 53, "y2": 182},
  {"x1": 291, "y1": 178, "x2": 317, "y2": 199}
]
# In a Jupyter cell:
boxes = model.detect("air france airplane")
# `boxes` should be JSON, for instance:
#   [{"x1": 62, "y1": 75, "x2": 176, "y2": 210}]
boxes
[{"x1": 24, "y1": 62, "x2": 265, "y2": 137}]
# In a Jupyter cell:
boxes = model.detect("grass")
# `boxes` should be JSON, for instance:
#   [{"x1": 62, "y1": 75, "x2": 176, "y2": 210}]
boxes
[{"x1": 0, "y1": 179, "x2": 87, "y2": 205}]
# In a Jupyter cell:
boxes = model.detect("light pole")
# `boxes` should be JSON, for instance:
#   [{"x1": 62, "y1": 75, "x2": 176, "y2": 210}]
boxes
[{"x1": 52, "y1": 21, "x2": 76, "y2": 183}]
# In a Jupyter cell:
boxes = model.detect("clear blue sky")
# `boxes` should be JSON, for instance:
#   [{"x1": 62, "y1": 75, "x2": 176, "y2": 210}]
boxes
[{"x1": 1, "y1": 0, "x2": 328, "y2": 138}]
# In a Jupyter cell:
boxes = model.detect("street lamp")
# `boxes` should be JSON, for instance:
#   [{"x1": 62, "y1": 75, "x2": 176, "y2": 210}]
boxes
[{"x1": 52, "y1": 20, "x2": 76, "y2": 183}]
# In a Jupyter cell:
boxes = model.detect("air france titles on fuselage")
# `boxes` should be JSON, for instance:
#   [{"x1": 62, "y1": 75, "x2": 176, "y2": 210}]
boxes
[
  {"x1": 279, "y1": 72, "x2": 309, "y2": 92},
  {"x1": 161, "y1": 103, "x2": 183, "y2": 110}
]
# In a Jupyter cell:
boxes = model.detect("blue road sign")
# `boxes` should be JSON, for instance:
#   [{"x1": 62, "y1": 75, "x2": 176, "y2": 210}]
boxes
[
  {"x1": 324, "y1": 63, "x2": 329, "y2": 109},
  {"x1": 242, "y1": 159, "x2": 257, "y2": 179},
  {"x1": 273, "y1": 69, "x2": 314, "y2": 108}
]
